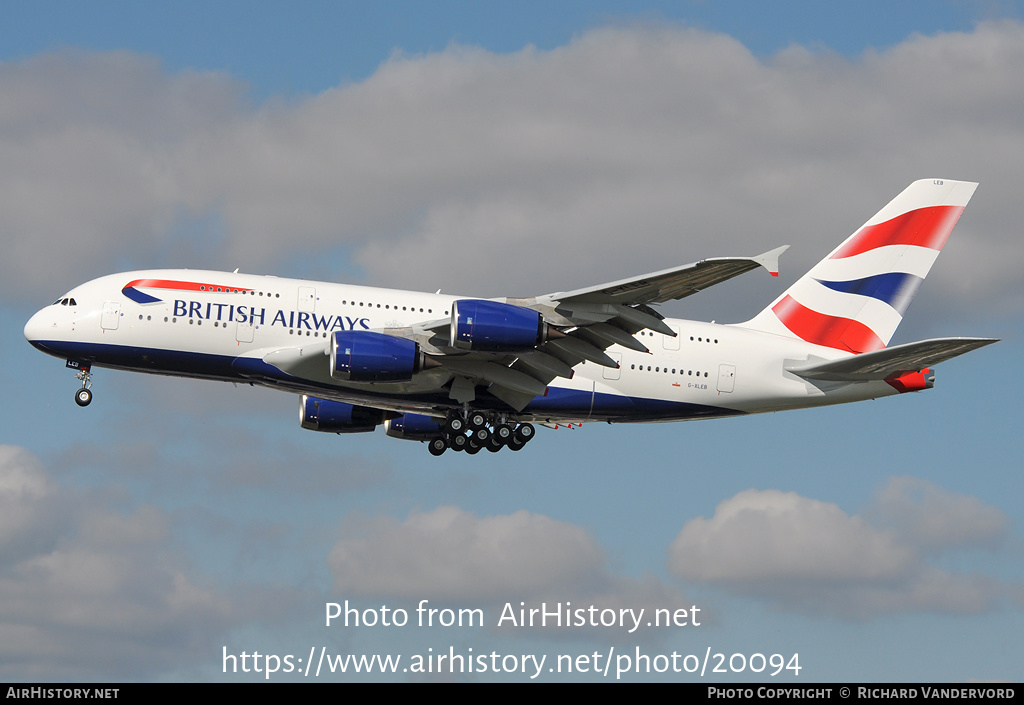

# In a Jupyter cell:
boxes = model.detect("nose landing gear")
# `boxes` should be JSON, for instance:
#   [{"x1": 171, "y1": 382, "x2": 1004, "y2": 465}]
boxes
[{"x1": 70, "y1": 362, "x2": 93, "y2": 407}]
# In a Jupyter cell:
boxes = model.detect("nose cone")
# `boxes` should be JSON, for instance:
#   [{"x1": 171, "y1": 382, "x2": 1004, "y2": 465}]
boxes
[{"x1": 24, "y1": 308, "x2": 52, "y2": 350}]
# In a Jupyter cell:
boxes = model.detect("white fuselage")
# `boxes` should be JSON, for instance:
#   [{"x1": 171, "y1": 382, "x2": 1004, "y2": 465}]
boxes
[{"x1": 24, "y1": 269, "x2": 901, "y2": 424}]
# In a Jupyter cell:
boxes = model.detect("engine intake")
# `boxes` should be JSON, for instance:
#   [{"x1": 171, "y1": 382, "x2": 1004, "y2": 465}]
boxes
[
  {"x1": 299, "y1": 395, "x2": 384, "y2": 433},
  {"x1": 450, "y1": 299, "x2": 547, "y2": 351}
]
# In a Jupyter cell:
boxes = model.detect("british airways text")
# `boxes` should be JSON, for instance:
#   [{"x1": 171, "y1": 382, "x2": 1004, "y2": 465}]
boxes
[{"x1": 173, "y1": 300, "x2": 370, "y2": 331}]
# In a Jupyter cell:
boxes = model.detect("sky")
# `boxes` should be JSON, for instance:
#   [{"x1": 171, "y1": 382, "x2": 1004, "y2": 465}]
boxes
[{"x1": 2, "y1": 0, "x2": 1023, "y2": 683}]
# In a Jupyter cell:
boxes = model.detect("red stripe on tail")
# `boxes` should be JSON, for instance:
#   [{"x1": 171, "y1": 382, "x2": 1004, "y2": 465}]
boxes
[
  {"x1": 831, "y1": 205, "x2": 964, "y2": 259},
  {"x1": 772, "y1": 295, "x2": 885, "y2": 354}
]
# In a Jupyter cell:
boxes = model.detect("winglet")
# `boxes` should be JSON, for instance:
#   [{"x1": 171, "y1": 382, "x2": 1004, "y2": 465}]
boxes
[{"x1": 752, "y1": 245, "x2": 789, "y2": 278}]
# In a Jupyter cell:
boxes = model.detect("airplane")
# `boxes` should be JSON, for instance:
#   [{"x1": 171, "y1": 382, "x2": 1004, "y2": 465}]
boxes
[{"x1": 24, "y1": 178, "x2": 997, "y2": 456}]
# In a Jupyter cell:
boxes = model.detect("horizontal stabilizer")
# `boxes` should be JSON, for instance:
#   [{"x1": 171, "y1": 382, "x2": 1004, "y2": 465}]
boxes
[{"x1": 787, "y1": 337, "x2": 998, "y2": 381}]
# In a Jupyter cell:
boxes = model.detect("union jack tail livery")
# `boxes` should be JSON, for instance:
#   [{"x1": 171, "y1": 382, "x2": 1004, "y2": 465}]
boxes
[{"x1": 742, "y1": 179, "x2": 978, "y2": 353}]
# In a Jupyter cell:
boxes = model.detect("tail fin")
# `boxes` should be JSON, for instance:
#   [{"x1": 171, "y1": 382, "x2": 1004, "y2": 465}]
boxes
[{"x1": 740, "y1": 179, "x2": 978, "y2": 353}]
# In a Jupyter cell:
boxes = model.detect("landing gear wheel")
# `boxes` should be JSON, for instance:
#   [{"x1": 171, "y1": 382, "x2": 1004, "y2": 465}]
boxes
[
  {"x1": 467, "y1": 411, "x2": 487, "y2": 430},
  {"x1": 494, "y1": 424, "x2": 513, "y2": 444},
  {"x1": 465, "y1": 439, "x2": 482, "y2": 455},
  {"x1": 486, "y1": 436, "x2": 503, "y2": 452},
  {"x1": 507, "y1": 436, "x2": 526, "y2": 451},
  {"x1": 445, "y1": 416, "x2": 466, "y2": 435},
  {"x1": 450, "y1": 434, "x2": 468, "y2": 452},
  {"x1": 473, "y1": 427, "x2": 491, "y2": 444},
  {"x1": 428, "y1": 437, "x2": 448, "y2": 456},
  {"x1": 74, "y1": 388, "x2": 93, "y2": 407},
  {"x1": 514, "y1": 423, "x2": 535, "y2": 443}
]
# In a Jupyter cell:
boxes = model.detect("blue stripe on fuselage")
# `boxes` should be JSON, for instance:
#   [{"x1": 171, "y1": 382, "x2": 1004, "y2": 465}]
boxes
[
  {"x1": 30, "y1": 339, "x2": 743, "y2": 422},
  {"x1": 121, "y1": 286, "x2": 162, "y2": 304},
  {"x1": 526, "y1": 385, "x2": 741, "y2": 422}
]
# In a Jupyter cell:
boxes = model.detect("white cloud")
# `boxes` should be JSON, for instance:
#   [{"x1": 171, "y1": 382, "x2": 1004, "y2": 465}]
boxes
[
  {"x1": 0, "y1": 445, "x2": 52, "y2": 498},
  {"x1": 869, "y1": 476, "x2": 1010, "y2": 553},
  {"x1": 329, "y1": 505, "x2": 690, "y2": 637},
  {"x1": 4, "y1": 22, "x2": 1024, "y2": 331},
  {"x1": 0, "y1": 446, "x2": 69, "y2": 566},
  {"x1": 668, "y1": 489, "x2": 915, "y2": 583},
  {"x1": 330, "y1": 506, "x2": 604, "y2": 599},
  {"x1": 0, "y1": 445, "x2": 235, "y2": 679},
  {"x1": 667, "y1": 483, "x2": 1021, "y2": 619}
]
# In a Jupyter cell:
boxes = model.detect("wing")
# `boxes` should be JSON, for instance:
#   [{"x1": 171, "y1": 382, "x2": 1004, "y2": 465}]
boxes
[
  {"x1": 428, "y1": 247, "x2": 789, "y2": 410},
  {"x1": 787, "y1": 337, "x2": 998, "y2": 381},
  {"x1": 544, "y1": 246, "x2": 788, "y2": 307},
  {"x1": 262, "y1": 247, "x2": 788, "y2": 413}
]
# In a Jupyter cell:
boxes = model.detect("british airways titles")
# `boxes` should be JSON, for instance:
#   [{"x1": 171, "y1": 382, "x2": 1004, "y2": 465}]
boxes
[{"x1": 171, "y1": 299, "x2": 371, "y2": 332}]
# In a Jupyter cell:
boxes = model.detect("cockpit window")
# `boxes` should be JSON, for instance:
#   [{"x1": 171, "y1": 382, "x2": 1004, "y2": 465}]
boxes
[{"x1": 52, "y1": 297, "x2": 77, "y2": 307}]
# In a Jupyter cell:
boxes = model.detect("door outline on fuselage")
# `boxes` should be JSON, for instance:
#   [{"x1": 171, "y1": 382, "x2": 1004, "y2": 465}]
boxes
[
  {"x1": 717, "y1": 363, "x2": 736, "y2": 393},
  {"x1": 298, "y1": 287, "x2": 316, "y2": 313},
  {"x1": 236, "y1": 320, "x2": 255, "y2": 344},
  {"x1": 101, "y1": 302, "x2": 120, "y2": 331}
]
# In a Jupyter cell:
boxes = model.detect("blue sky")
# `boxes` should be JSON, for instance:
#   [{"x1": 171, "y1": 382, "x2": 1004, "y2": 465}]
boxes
[
  {"x1": 2, "y1": 0, "x2": 1023, "y2": 682},
  {"x1": 1, "y1": 1, "x2": 1002, "y2": 93}
]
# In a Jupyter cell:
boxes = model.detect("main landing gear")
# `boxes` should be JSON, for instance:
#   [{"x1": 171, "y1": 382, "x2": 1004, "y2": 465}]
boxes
[
  {"x1": 71, "y1": 362, "x2": 93, "y2": 407},
  {"x1": 426, "y1": 410, "x2": 536, "y2": 457}
]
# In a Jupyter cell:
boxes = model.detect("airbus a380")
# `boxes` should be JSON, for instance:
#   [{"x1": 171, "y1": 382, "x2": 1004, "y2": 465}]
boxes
[{"x1": 25, "y1": 179, "x2": 996, "y2": 456}]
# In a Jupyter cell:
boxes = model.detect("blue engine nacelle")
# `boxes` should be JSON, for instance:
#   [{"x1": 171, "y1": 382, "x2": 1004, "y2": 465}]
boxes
[
  {"x1": 384, "y1": 413, "x2": 442, "y2": 441},
  {"x1": 331, "y1": 330, "x2": 427, "y2": 382},
  {"x1": 299, "y1": 395, "x2": 385, "y2": 433},
  {"x1": 450, "y1": 299, "x2": 548, "y2": 351}
]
